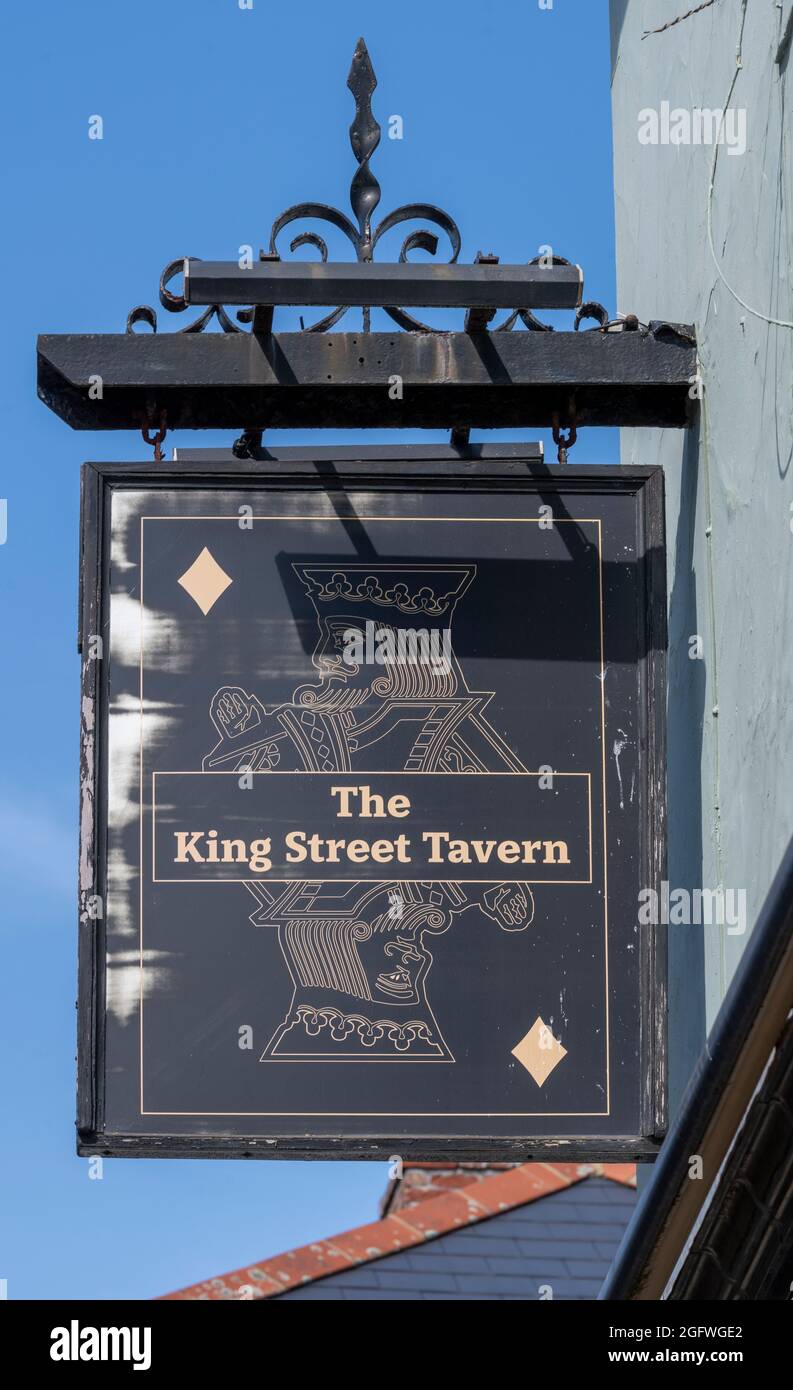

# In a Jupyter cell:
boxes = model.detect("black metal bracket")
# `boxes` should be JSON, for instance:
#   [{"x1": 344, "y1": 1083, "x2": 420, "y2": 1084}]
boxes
[
  {"x1": 37, "y1": 325, "x2": 697, "y2": 431},
  {"x1": 35, "y1": 37, "x2": 698, "y2": 437},
  {"x1": 182, "y1": 258, "x2": 584, "y2": 316}
]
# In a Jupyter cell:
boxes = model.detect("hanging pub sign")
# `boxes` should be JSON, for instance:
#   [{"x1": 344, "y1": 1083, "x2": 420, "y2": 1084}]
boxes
[{"x1": 77, "y1": 452, "x2": 666, "y2": 1160}]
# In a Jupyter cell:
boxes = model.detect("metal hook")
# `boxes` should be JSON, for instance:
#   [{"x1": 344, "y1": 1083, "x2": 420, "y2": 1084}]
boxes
[
  {"x1": 141, "y1": 412, "x2": 167, "y2": 462},
  {"x1": 232, "y1": 429, "x2": 263, "y2": 459},
  {"x1": 552, "y1": 413, "x2": 577, "y2": 465}
]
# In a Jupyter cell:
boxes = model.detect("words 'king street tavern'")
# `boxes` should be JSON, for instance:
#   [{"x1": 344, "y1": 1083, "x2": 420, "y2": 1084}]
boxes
[{"x1": 170, "y1": 782, "x2": 575, "y2": 876}]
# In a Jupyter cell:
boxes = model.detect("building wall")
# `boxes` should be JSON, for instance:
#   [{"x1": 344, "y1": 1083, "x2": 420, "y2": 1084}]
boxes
[{"x1": 610, "y1": 0, "x2": 793, "y2": 1113}]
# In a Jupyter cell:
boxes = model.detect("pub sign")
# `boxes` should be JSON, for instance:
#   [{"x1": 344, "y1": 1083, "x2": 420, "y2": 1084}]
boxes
[{"x1": 77, "y1": 456, "x2": 666, "y2": 1159}]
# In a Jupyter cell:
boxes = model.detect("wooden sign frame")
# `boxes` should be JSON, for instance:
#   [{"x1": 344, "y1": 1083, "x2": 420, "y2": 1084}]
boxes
[{"x1": 77, "y1": 453, "x2": 666, "y2": 1161}]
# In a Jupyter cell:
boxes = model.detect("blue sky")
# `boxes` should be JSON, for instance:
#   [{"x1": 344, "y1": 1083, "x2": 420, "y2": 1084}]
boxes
[{"x1": 0, "y1": 0, "x2": 616, "y2": 1299}]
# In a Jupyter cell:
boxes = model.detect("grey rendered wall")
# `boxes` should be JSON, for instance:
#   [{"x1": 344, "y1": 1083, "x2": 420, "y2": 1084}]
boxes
[{"x1": 610, "y1": 0, "x2": 793, "y2": 1113}]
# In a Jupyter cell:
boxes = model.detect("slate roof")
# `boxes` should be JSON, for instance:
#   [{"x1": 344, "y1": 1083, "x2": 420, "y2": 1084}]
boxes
[{"x1": 162, "y1": 1163, "x2": 636, "y2": 1301}]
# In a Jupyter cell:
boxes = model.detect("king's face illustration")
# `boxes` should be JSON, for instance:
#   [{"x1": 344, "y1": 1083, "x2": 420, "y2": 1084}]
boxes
[
  {"x1": 290, "y1": 566, "x2": 470, "y2": 709},
  {"x1": 315, "y1": 615, "x2": 358, "y2": 681},
  {"x1": 360, "y1": 929, "x2": 429, "y2": 1005},
  {"x1": 310, "y1": 612, "x2": 384, "y2": 697}
]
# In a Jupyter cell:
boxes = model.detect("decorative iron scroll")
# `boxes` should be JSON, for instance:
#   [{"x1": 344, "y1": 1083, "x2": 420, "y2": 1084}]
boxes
[{"x1": 126, "y1": 38, "x2": 614, "y2": 337}]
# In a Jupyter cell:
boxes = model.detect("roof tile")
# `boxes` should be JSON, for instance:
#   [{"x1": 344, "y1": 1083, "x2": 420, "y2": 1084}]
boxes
[{"x1": 160, "y1": 1163, "x2": 635, "y2": 1301}]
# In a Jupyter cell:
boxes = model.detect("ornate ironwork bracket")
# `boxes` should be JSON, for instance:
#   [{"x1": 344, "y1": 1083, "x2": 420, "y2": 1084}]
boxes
[
  {"x1": 124, "y1": 38, "x2": 619, "y2": 339},
  {"x1": 37, "y1": 38, "x2": 698, "y2": 438}
]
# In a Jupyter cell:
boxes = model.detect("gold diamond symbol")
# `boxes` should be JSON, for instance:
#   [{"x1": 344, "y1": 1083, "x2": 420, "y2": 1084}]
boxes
[
  {"x1": 512, "y1": 1016, "x2": 568, "y2": 1087},
  {"x1": 178, "y1": 547, "x2": 233, "y2": 615}
]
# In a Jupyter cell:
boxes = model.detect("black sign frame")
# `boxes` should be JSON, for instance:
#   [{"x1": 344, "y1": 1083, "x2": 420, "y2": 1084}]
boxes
[{"x1": 77, "y1": 454, "x2": 666, "y2": 1162}]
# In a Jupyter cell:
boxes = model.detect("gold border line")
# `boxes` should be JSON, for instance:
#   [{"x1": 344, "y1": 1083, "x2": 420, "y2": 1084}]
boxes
[
  {"x1": 598, "y1": 518, "x2": 610, "y2": 1113},
  {"x1": 134, "y1": 512, "x2": 609, "y2": 1120},
  {"x1": 142, "y1": 1109, "x2": 611, "y2": 1117}
]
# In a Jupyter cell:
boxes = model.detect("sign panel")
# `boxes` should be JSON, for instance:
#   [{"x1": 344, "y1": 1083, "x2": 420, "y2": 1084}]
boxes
[{"x1": 78, "y1": 458, "x2": 666, "y2": 1159}]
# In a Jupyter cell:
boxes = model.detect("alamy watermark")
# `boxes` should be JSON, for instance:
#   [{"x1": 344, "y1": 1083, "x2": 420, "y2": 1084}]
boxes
[
  {"x1": 638, "y1": 881, "x2": 746, "y2": 936},
  {"x1": 51, "y1": 1321, "x2": 151, "y2": 1370},
  {"x1": 342, "y1": 619, "x2": 451, "y2": 674},
  {"x1": 638, "y1": 102, "x2": 746, "y2": 157}
]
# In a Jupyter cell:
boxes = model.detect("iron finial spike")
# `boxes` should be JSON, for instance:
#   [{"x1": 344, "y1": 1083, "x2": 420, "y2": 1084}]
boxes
[{"x1": 347, "y1": 37, "x2": 381, "y2": 250}]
